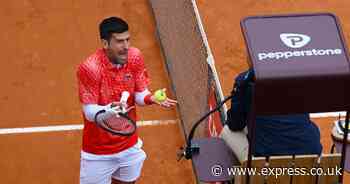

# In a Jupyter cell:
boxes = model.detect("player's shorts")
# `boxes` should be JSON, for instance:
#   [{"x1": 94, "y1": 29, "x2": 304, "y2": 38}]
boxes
[{"x1": 80, "y1": 139, "x2": 146, "y2": 184}]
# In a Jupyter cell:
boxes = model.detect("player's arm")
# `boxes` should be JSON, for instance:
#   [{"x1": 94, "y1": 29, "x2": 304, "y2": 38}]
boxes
[
  {"x1": 77, "y1": 63, "x2": 125, "y2": 123},
  {"x1": 132, "y1": 49, "x2": 176, "y2": 107},
  {"x1": 135, "y1": 88, "x2": 177, "y2": 108},
  {"x1": 135, "y1": 89, "x2": 153, "y2": 106},
  {"x1": 82, "y1": 103, "x2": 122, "y2": 122},
  {"x1": 83, "y1": 104, "x2": 106, "y2": 122}
]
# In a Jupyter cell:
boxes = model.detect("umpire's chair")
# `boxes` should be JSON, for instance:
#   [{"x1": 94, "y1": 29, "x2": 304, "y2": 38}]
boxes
[{"x1": 188, "y1": 13, "x2": 350, "y2": 184}]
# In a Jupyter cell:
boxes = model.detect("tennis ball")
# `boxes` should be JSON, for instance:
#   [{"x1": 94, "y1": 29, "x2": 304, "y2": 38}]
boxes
[{"x1": 154, "y1": 89, "x2": 167, "y2": 102}]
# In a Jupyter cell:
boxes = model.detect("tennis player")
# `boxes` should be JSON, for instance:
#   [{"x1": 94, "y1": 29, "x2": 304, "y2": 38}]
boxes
[{"x1": 77, "y1": 17, "x2": 177, "y2": 184}]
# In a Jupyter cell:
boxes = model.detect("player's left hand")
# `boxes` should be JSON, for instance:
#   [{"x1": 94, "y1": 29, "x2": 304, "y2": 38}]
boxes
[
  {"x1": 160, "y1": 98, "x2": 177, "y2": 108},
  {"x1": 151, "y1": 96, "x2": 177, "y2": 108}
]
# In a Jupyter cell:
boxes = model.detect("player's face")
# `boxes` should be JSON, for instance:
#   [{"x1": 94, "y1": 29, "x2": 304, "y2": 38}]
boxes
[{"x1": 103, "y1": 31, "x2": 130, "y2": 65}]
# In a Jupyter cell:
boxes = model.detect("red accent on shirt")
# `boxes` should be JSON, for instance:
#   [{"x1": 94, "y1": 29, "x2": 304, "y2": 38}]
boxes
[{"x1": 144, "y1": 94, "x2": 155, "y2": 105}]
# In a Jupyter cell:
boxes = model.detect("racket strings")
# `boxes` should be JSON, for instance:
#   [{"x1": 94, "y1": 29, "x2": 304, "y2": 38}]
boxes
[{"x1": 102, "y1": 113, "x2": 136, "y2": 134}]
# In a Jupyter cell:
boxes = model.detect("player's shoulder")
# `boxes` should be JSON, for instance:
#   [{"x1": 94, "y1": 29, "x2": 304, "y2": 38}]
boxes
[
  {"x1": 77, "y1": 49, "x2": 104, "y2": 76},
  {"x1": 128, "y1": 47, "x2": 145, "y2": 67},
  {"x1": 128, "y1": 47, "x2": 142, "y2": 57},
  {"x1": 128, "y1": 47, "x2": 144, "y2": 63}
]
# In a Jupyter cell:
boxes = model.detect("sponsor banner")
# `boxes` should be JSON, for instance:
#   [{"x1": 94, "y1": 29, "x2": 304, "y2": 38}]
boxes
[{"x1": 207, "y1": 87, "x2": 224, "y2": 137}]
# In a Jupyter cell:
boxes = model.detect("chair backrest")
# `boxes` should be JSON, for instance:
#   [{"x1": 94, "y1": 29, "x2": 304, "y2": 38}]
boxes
[
  {"x1": 240, "y1": 13, "x2": 350, "y2": 115},
  {"x1": 234, "y1": 153, "x2": 341, "y2": 184}
]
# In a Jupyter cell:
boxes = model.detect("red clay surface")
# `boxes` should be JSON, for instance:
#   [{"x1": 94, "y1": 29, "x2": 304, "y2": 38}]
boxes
[
  {"x1": 1, "y1": 0, "x2": 350, "y2": 183},
  {"x1": 0, "y1": 124, "x2": 194, "y2": 184},
  {"x1": 0, "y1": 0, "x2": 176, "y2": 128}
]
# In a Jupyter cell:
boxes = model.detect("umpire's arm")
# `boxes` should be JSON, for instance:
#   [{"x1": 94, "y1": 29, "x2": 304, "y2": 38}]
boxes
[{"x1": 225, "y1": 72, "x2": 251, "y2": 131}]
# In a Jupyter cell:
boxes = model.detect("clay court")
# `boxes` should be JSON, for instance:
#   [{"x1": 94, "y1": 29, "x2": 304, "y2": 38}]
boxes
[{"x1": 1, "y1": 0, "x2": 350, "y2": 183}]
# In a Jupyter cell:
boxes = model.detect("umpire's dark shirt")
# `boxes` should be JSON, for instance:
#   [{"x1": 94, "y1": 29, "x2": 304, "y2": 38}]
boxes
[{"x1": 226, "y1": 71, "x2": 322, "y2": 156}]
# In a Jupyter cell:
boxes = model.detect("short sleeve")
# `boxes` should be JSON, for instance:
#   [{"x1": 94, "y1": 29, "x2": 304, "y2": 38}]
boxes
[
  {"x1": 131, "y1": 50, "x2": 150, "y2": 92},
  {"x1": 77, "y1": 64, "x2": 100, "y2": 104}
]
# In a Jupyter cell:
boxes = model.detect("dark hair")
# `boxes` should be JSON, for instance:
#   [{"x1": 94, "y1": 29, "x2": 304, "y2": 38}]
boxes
[{"x1": 99, "y1": 17, "x2": 129, "y2": 41}]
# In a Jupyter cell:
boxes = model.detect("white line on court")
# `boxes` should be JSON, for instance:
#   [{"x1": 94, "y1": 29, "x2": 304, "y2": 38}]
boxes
[
  {"x1": 0, "y1": 112, "x2": 347, "y2": 135},
  {"x1": 0, "y1": 120, "x2": 178, "y2": 135},
  {"x1": 310, "y1": 111, "x2": 346, "y2": 118}
]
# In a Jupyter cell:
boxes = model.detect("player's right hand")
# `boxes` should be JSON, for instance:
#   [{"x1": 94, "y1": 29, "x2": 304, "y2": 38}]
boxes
[{"x1": 109, "y1": 102, "x2": 134, "y2": 113}]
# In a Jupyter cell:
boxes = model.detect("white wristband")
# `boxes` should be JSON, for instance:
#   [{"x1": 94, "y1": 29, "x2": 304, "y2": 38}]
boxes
[{"x1": 83, "y1": 104, "x2": 108, "y2": 122}]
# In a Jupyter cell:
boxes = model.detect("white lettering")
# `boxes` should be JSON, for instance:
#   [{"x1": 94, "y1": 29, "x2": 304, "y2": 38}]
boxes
[{"x1": 257, "y1": 48, "x2": 343, "y2": 61}]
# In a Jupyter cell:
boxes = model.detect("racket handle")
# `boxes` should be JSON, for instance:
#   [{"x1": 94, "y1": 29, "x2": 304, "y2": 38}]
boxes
[{"x1": 120, "y1": 91, "x2": 130, "y2": 103}]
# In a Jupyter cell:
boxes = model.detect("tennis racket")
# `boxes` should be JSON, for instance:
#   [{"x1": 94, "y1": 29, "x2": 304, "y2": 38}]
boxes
[{"x1": 95, "y1": 91, "x2": 137, "y2": 136}]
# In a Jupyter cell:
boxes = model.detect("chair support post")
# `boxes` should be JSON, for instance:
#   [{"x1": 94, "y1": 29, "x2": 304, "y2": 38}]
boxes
[{"x1": 339, "y1": 111, "x2": 349, "y2": 183}]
